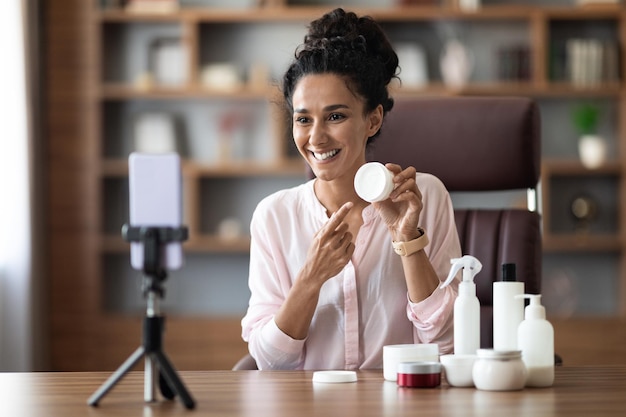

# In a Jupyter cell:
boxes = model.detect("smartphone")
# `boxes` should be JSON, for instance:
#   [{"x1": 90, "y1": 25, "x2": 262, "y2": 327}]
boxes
[{"x1": 128, "y1": 152, "x2": 183, "y2": 271}]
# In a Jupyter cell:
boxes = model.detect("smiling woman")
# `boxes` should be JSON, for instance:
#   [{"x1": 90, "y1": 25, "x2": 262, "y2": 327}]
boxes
[{"x1": 240, "y1": 8, "x2": 461, "y2": 371}]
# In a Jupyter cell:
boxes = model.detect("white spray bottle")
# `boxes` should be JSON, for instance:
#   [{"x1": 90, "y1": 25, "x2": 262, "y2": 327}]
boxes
[
  {"x1": 440, "y1": 255, "x2": 482, "y2": 355},
  {"x1": 516, "y1": 294, "x2": 554, "y2": 387}
]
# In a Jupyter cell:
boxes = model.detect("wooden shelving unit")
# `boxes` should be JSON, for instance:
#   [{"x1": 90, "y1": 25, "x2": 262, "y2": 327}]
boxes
[{"x1": 45, "y1": 0, "x2": 626, "y2": 371}]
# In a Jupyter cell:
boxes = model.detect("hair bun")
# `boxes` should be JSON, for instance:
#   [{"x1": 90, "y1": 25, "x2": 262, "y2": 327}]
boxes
[{"x1": 302, "y1": 8, "x2": 397, "y2": 85}]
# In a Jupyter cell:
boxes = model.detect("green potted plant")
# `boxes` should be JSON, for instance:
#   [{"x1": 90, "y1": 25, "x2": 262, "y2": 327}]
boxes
[{"x1": 572, "y1": 103, "x2": 606, "y2": 169}]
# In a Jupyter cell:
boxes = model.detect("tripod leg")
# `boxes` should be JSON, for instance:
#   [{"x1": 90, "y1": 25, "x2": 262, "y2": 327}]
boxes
[
  {"x1": 159, "y1": 370, "x2": 175, "y2": 400},
  {"x1": 145, "y1": 355, "x2": 157, "y2": 402},
  {"x1": 152, "y1": 351, "x2": 196, "y2": 409},
  {"x1": 87, "y1": 346, "x2": 145, "y2": 406}
]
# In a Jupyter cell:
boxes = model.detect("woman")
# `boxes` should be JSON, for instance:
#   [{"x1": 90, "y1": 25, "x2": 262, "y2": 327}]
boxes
[{"x1": 241, "y1": 8, "x2": 461, "y2": 370}]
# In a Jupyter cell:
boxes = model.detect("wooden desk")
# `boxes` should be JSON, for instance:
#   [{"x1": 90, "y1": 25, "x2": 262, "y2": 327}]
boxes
[{"x1": 1, "y1": 367, "x2": 624, "y2": 416}]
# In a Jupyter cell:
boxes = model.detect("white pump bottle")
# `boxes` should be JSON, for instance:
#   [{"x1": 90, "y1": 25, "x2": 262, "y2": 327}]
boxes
[
  {"x1": 441, "y1": 255, "x2": 482, "y2": 355},
  {"x1": 516, "y1": 294, "x2": 554, "y2": 387}
]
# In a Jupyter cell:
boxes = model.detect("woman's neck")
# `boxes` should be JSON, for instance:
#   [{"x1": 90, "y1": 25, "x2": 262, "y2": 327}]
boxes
[{"x1": 313, "y1": 176, "x2": 367, "y2": 217}]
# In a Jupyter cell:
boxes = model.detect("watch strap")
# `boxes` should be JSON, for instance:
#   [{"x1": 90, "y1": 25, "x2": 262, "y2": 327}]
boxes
[{"x1": 392, "y1": 228, "x2": 428, "y2": 256}]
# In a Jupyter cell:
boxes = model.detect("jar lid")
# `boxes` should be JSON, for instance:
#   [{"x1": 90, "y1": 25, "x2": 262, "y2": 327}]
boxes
[
  {"x1": 383, "y1": 343, "x2": 439, "y2": 358},
  {"x1": 354, "y1": 162, "x2": 393, "y2": 203},
  {"x1": 312, "y1": 371, "x2": 358, "y2": 383},
  {"x1": 476, "y1": 349, "x2": 522, "y2": 360},
  {"x1": 397, "y1": 361, "x2": 441, "y2": 375}
]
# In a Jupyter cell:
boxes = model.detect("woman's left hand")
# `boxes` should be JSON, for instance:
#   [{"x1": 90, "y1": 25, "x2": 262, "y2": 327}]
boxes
[{"x1": 373, "y1": 163, "x2": 422, "y2": 241}]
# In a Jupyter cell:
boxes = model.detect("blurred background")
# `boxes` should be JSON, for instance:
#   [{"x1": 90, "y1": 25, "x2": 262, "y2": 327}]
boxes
[{"x1": 1, "y1": 0, "x2": 625, "y2": 372}]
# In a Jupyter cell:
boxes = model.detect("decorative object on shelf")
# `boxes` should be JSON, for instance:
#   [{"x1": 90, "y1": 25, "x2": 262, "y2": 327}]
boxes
[
  {"x1": 572, "y1": 103, "x2": 607, "y2": 169},
  {"x1": 395, "y1": 43, "x2": 428, "y2": 88},
  {"x1": 217, "y1": 109, "x2": 251, "y2": 162},
  {"x1": 125, "y1": 0, "x2": 179, "y2": 13},
  {"x1": 133, "y1": 71, "x2": 155, "y2": 91},
  {"x1": 201, "y1": 63, "x2": 243, "y2": 91},
  {"x1": 149, "y1": 37, "x2": 187, "y2": 87},
  {"x1": 218, "y1": 217, "x2": 243, "y2": 241},
  {"x1": 457, "y1": 0, "x2": 480, "y2": 11},
  {"x1": 570, "y1": 194, "x2": 598, "y2": 233},
  {"x1": 247, "y1": 62, "x2": 270, "y2": 91},
  {"x1": 133, "y1": 112, "x2": 178, "y2": 154},
  {"x1": 440, "y1": 39, "x2": 473, "y2": 88},
  {"x1": 255, "y1": 0, "x2": 284, "y2": 7}
]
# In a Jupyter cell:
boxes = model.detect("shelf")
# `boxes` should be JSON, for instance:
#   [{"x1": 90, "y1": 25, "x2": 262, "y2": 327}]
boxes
[
  {"x1": 96, "y1": 4, "x2": 624, "y2": 24},
  {"x1": 102, "y1": 81, "x2": 624, "y2": 101},
  {"x1": 101, "y1": 158, "x2": 306, "y2": 178},
  {"x1": 100, "y1": 83, "x2": 274, "y2": 100},
  {"x1": 543, "y1": 233, "x2": 622, "y2": 253},
  {"x1": 100, "y1": 234, "x2": 251, "y2": 253},
  {"x1": 98, "y1": 5, "x2": 538, "y2": 23},
  {"x1": 542, "y1": 159, "x2": 622, "y2": 176},
  {"x1": 46, "y1": 0, "x2": 626, "y2": 373}
]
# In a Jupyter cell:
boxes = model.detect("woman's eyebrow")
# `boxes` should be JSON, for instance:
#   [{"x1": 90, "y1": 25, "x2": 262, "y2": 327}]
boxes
[{"x1": 294, "y1": 104, "x2": 349, "y2": 113}]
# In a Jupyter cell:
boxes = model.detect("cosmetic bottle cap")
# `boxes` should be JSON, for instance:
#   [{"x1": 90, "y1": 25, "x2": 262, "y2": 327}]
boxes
[
  {"x1": 354, "y1": 162, "x2": 394, "y2": 203},
  {"x1": 501, "y1": 263, "x2": 517, "y2": 282}
]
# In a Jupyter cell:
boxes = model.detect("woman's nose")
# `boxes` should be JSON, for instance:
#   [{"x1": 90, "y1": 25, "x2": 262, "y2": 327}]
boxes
[{"x1": 308, "y1": 122, "x2": 328, "y2": 146}]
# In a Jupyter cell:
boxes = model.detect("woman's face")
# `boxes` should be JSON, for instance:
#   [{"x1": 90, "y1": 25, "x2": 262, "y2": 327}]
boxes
[{"x1": 291, "y1": 73, "x2": 382, "y2": 183}]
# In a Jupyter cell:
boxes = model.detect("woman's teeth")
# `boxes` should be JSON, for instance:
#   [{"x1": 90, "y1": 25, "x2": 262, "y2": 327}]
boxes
[{"x1": 313, "y1": 149, "x2": 339, "y2": 160}]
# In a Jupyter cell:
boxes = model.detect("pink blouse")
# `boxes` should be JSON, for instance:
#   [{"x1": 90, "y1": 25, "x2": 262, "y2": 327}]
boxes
[{"x1": 241, "y1": 173, "x2": 461, "y2": 370}]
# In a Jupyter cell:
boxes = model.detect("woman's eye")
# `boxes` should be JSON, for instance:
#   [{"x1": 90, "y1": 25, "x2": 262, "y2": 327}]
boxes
[
  {"x1": 329, "y1": 113, "x2": 344, "y2": 121},
  {"x1": 295, "y1": 116, "x2": 309, "y2": 124}
]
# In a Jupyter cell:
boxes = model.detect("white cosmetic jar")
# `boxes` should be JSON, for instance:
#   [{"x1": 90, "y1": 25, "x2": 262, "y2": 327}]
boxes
[
  {"x1": 354, "y1": 162, "x2": 394, "y2": 203},
  {"x1": 440, "y1": 354, "x2": 476, "y2": 387},
  {"x1": 472, "y1": 349, "x2": 527, "y2": 391},
  {"x1": 383, "y1": 344, "x2": 439, "y2": 382}
]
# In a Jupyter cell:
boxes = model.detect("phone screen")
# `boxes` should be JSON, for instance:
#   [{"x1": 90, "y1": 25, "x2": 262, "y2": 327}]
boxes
[{"x1": 128, "y1": 152, "x2": 183, "y2": 271}]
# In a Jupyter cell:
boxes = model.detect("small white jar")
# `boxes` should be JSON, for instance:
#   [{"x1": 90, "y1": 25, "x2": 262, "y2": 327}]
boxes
[
  {"x1": 354, "y1": 162, "x2": 394, "y2": 203},
  {"x1": 472, "y1": 349, "x2": 527, "y2": 391}
]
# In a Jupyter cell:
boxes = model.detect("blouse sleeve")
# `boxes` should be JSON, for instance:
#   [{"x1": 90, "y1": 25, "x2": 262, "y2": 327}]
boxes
[
  {"x1": 240, "y1": 197, "x2": 306, "y2": 370},
  {"x1": 406, "y1": 173, "x2": 461, "y2": 354}
]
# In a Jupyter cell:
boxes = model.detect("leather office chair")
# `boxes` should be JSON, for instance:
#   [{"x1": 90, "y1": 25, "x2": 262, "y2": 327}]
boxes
[
  {"x1": 371, "y1": 96, "x2": 541, "y2": 349},
  {"x1": 233, "y1": 96, "x2": 542, "y2": 370}
]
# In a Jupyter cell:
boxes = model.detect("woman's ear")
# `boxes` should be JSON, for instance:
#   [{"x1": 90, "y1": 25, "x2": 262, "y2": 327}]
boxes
[{"x1": 367, "y1": 104, "x2": 384, "y2": 137}]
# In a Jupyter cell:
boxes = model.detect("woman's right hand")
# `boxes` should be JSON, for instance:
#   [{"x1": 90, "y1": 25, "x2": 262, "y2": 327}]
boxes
[{"x1": 300, "y1": 201, "x2": 355, "y2": 287}]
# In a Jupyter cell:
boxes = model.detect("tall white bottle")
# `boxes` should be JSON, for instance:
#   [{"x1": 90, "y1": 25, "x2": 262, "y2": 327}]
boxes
[
  {"x1": 516, "y1": 294, "x2": 554, "y2": 387},
  {"x1": 441, "y1": 255, "x2": 482, "y2": 355},
  {"x1": 493, "y1": 263, "x2": 524, "y2": 351}
]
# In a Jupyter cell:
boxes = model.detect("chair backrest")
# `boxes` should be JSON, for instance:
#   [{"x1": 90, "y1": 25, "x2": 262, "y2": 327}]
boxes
[{"x1": 371, "y1": 96, "x2": 542, "y2": 348}]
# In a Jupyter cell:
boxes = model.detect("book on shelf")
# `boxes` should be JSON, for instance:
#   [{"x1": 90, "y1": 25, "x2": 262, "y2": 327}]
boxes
[
  {"x1": 560, "y1": 38, "x2": 619, "y2": 87},
  {"x1": 496, "y1": 45, "x2": 531, "y2": 82}
]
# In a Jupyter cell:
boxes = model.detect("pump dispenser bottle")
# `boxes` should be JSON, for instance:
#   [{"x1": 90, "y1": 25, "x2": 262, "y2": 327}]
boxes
[
  {"x1": 493, "y1": 263, "x2": 524, "y2": 351},
  {"x1": 516, "y1": 294, "x2": 554, "y2": 387},
  {"x1": 441, "y1": 255, "x2": 482, "y2": 355}
]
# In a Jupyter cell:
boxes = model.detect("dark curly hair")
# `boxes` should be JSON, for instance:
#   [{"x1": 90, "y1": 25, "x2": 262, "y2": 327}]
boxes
[{"x1": 282, "y1": 8, "x2": 399, "y2": 145}]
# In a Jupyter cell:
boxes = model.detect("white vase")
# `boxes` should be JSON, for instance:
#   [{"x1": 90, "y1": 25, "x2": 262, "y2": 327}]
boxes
[
  {"x1": 459, "y1": 0, "x2": 480, "y2": 11},
  {"x1": 578, "y1": 134, "x2": 607, "y2": 169},
  {"x1": 440, "y1": 40, "x2": 473, "y2": 88}
]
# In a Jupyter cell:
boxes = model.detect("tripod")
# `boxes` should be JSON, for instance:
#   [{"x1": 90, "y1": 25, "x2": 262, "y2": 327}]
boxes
[{"x1": 88, "y1": 225, "x2": 196, "y2": 409}]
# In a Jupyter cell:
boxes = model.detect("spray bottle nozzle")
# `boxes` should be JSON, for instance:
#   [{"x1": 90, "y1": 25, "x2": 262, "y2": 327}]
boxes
[{"x1": 440, "y1": 255, "x2": 482, "y2": 289}]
